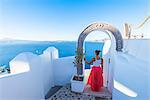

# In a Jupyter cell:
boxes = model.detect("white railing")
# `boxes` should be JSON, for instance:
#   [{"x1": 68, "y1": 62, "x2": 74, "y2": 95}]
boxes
[{"x1": 124, "y1": 14, "x2": 150, "y2": 39}]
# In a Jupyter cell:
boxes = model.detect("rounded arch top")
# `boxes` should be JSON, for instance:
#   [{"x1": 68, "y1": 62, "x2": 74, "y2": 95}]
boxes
[{"x1": 77, "y1": 22, "x2": 123, "y2": 52}]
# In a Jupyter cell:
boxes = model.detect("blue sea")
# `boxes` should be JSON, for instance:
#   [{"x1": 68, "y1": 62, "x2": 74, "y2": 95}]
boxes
[{"x1": 0, "y1": 41, "x2": 104, "y2": 69}]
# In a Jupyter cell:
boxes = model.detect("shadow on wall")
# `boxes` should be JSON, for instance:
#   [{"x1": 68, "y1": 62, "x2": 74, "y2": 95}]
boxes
[{"x1": 0, "y1": 47, "x2": 76, "y2": 100}]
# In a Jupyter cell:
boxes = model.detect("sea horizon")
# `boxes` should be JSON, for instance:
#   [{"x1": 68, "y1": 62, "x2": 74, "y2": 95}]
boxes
[{"x1": 0, "y1": 41, "x2": 104, "y2": 69}]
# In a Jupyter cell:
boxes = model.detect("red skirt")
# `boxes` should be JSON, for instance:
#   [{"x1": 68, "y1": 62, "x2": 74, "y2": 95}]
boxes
[{"x1": 87, "y1": 66, "x2": 103, "y2": 91}]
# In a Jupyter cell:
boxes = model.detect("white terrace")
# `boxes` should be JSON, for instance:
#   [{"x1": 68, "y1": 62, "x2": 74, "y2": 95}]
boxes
[{"x1": 0, "y1": 39, "x2": 150, "y2": 100}]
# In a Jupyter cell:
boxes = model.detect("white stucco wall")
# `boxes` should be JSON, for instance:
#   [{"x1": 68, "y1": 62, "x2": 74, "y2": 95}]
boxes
[
  {"x1": 39, "y1": 47, "x2": 58, "y2": 95},
  {"x1": 123, "y1": 39, "x2": 150, "y2": 63},
  {"x1": 0, "y1": 47, "x2": 76, "y2": 100},
  {"x1": 102, "y1": 40, "x2": 111, "y2": 88},
  {"x1": 102, "y1": 33, "x2": 116, "y2": 93},
  {"x1": 102, "y1": 39, "x2": 150, "y2": 97},
  {"x1": 9, "y1": 53, "x2": 30, "y2": 74},
  {"x1": 53, "y1": 56, "x2": 76, "y2": 85},
  {"x1": 113, "y1": 39, "x2": 150, "y2": 100},
  {"x1": 0, "y1": 52, "x2": 44, "y2": 100},
  {"x1": 39, "y1": 47, "x2": 76, "y2": 87}
]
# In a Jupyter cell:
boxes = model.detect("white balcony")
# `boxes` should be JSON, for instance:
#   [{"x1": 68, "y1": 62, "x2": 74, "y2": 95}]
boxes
[{"x1": 0, "y1": 39, "x2": 150, "y2": 100}]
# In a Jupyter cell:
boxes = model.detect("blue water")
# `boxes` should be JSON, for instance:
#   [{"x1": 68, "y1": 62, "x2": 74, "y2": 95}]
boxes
[{"x1": 0, "y1": 41, "x2": 104, "y2": 69}]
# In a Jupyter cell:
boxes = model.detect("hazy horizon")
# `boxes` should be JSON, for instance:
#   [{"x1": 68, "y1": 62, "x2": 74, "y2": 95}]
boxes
[{"x1": 0, "y1": 37, "x2": 108, "y2": 42}]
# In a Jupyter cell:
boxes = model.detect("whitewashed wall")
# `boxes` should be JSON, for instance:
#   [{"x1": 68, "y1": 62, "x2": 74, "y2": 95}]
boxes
[
  {"x1": 102, "y1": 33, "x2": 116, "y2": 93},
  {"x1": 53, "y1": 56, "x2": 76, "y2": 85},
  {"x1": 9, "y1": 53, "x2": 30, "y2": 74},
  {"x1": 0, "y1": 52, "x2": 44, "y2": 100},
  {"x1": 39, "y1": 47, "x2": 58, "y2": 95},
  {"x1": 113, "y1": 39, "x2": 150, "y2": 100},
  {"x1": 124, "y1": 39, "x2": 150, "y2": 63},
  {"x1": 102, "y1": 40, "x2": 111, "y2": 88},
  {"x1": 39, "y1": 47, "x2": 76, "y2": 87},
  {"x1": 0, "y1": 47, "x2": 76, "y2": 100}
]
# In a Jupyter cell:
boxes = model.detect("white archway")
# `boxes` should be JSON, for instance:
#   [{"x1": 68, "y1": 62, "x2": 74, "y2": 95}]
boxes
[{"x1": 76, "y1": 22, "x2": 123, "y2": 75}]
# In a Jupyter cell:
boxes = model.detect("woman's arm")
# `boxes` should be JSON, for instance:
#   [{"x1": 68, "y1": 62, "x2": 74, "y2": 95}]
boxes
[{"x1": 85, "y1": 58, "x2": 95, "y2": 65}]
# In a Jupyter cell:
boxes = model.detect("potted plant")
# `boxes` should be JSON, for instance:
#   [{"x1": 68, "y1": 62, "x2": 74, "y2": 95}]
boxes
[{"x1": 71, "y1": 47, "x2": 85, "y2": 93}]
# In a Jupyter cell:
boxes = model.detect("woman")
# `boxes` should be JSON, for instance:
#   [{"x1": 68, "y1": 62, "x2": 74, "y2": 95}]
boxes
[{"x1": 84, "y1": 50, "x2": 104, "y2": 92}]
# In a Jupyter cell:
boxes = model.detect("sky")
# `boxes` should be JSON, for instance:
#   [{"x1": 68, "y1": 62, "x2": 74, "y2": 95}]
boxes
[{"x1": 0, "y1": 0, "x2": 149, "y2": 41}]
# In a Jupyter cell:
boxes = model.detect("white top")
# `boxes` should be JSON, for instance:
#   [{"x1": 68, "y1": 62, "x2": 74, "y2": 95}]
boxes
[{"x1": 91, "y1": 59, "x2": 102, "y2": 67}]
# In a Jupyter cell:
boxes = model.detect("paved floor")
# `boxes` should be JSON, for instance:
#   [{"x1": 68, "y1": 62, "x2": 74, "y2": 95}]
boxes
[
  {"x1": 46, "y1": 69, "x2": 111, "y2": 100},
  {"x1": 46, "y1": 84, "x2": 111, "y2": 100},
  {"x1": 84, "y1": 85, "x2": 112, "y2": 99}
]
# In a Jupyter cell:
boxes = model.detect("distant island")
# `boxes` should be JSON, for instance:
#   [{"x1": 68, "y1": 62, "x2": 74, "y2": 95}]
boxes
[{"x1": 0, "y1": 38, "x2": 110, "y2": 44}]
